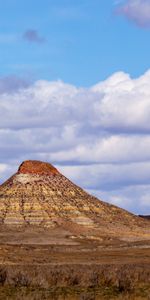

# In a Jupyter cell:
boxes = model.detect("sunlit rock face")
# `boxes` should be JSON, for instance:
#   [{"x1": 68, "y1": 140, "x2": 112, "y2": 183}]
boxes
[
  {"x1": 18, "y1": 160, "x2": 59, "y2": 176},
  {"x1": 0, "y1": 160, "x2": 149, "y2": 240}
]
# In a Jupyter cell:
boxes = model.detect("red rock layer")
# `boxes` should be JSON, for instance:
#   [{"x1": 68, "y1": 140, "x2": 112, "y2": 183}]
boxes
[{"x1": 18, "y1": 160, "x2": 59, "y2": 176}]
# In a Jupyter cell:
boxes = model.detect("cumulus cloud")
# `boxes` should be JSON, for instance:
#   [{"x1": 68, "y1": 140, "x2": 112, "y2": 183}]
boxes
[
  {"x1": 0, "y1": 75, "x2": 30, "y2": 94},
  {"x1": 0, "y1": 70, "x2": 150, "y2": 214},
  {"x1": 23, "y1": 30, "x2": 46, "y2": 44},
  {"x1": 117, "y1": 0, "x2": 150, "y2": 28}
]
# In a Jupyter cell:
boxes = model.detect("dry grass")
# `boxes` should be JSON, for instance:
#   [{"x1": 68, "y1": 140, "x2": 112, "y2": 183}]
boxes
[
  {"x1": 0, "y1": 263, "x2": 150, "y2": 299},
  {"x1": 0, "y1": 235, "x2": 149, "y2": 299},
  {"x1": 0, "y1": 286, "x2": 150, "y2": 300}
]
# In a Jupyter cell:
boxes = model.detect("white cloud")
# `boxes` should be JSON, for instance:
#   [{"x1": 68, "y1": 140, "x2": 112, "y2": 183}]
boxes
[
  {"x1": 117, "y1": 0, "x2": 150, "y2": 28},
  {"x1": 59, "y1": 162, "x2": 150, "y2": 192},
  {"x1": 0, "y1": 164, "x2": 7, "y2": 173},
  {"x1": 140, "y1": 193, "x2": 150, "y2": 207},
  {"x1": 0, "y1": 70, "x2": 150, "y2": 214}
]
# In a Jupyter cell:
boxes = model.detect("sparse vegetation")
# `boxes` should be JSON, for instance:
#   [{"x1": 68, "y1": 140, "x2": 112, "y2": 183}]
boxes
[
  {"x1": 0, "y1": 263, "x2": 149, "y2": 299},
  {"x1": 0, "y1": 285, "x2": 150, "y2": 299}
]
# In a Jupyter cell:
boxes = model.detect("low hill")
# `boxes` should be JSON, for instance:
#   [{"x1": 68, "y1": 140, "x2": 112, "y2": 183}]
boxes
[{"x1": 0, "y1": 160, "x2": 149, "y2": 244}]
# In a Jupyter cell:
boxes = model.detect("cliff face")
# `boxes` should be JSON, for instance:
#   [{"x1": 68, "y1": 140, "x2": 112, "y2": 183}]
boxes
[{"x1": 0, "y1": 160, "x2": 149, "y2": 241}]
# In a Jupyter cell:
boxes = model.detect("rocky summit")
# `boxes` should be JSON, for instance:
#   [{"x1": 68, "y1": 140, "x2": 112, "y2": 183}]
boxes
[{"x1": 0, "y1": 160, "x2": 149, "y2": 242}]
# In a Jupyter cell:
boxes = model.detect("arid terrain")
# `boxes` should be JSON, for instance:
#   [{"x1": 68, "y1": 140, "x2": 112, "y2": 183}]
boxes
[
  {"x1": 0, "y1": 235, "x2": 150, "y2": 299},
  {"x1": 0, "y1": 161, "x2": 150, "y2": 299}
]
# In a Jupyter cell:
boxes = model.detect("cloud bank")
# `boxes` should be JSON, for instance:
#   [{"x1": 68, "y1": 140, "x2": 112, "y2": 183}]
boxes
[
  {"x1": 117, "y1": 0, "x2": 150, "y2": 28},
  {"x1": 0, "y1": 70, "x2": 150, "y2": 214},
  {"x1": 0, "y1": 75, "x2": 30, "y2": 93}
]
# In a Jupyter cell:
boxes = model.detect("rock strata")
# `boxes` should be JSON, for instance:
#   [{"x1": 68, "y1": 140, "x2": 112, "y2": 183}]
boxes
[{"x1": 0, "y1": 160, "x2": 149, "y2": 241}]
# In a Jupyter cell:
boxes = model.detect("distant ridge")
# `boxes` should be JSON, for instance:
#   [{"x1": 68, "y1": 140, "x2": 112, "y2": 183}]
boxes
[{"x1": 139, "y1": 215, "x2": 150, "y2": 220}]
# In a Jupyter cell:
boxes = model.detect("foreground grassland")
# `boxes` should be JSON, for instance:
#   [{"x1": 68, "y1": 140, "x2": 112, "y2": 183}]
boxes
[
  {"x1": 0, "y1": 242, "x2": 150, "y2": 299},
  {"x1": 0, "y1": 286, "x2": 150, "y2": 300}
]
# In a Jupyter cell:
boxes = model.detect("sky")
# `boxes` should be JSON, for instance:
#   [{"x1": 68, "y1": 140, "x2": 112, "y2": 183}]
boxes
[{"x1": 0, "y1": 0, "x2": 150, "y2": 215}]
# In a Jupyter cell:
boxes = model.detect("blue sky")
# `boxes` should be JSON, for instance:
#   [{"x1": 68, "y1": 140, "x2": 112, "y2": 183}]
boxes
[
  {"x1": 0, "y1": 0, "x2": 150, "y2": 215},
  {"x1": 0, "y1": 0, "x2": 150, "y2": 86}
]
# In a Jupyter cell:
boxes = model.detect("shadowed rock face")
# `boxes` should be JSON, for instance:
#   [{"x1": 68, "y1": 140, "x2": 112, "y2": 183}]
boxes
[{"x1": 0, "y1": 160, "x2": 149, "y2": 241}]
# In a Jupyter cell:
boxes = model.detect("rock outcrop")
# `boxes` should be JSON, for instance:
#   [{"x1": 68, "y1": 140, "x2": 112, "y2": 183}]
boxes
[
  {"x1": 18, "y1": 160, "x2": 59, "y2": 176},
  {"x1": 0, "y1": 160, "x2": 149, "y2": 241}
]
